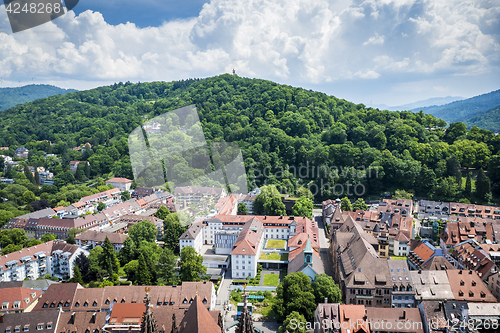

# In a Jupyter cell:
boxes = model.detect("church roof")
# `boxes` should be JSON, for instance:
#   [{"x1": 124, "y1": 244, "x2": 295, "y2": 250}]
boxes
[{"x1": 177, "y1": 296, "x2": 221, "y2": 333}]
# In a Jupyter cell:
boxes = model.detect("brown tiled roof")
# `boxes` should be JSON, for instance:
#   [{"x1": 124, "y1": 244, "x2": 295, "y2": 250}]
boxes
[
  {"x1": 32, "y1": 283, "x2": 81, "y2": 311},
  {"x1": 366, "y1": 307, "x2": 424, "y2": 333},
  {"x1": 421, "y1": 256, "x2": 457, "y2": 271},
  {"x1": 339, "y1": 304, "x2": 369, "y2": 333},
  {"x1": 75, "y1": 230, "x2": 128, "y2": 244},
  {"x1": 108, "y1": 303, "x2": 144, "y2": 325},
  {"x1": 177, "y1": 296, "x2": 221, "y2": 333},
  {"x1": 411, "y1": 242, "x2": 434, "y2": 263},
  {"x1": 106, "y1": 177, "x2": 133, "y2": 184},
  {"x1": 0, "y1": 309, "x2": 60, "y2": 333},
  {"x1": 446, "y1": 270, "x2": 497, "y2": 302},
  {"x1": 0, "y1": 287, "x2": 43, "y2": 312},
  {"x1": 230, "y1": 217, "x2": 263, "y2": 256},
  {"x1": 70, "y1": 288, "x2": 105, "y2": 312},
  {"x1": 57, "y1": 311, "x2": 107, "y2": 333}
]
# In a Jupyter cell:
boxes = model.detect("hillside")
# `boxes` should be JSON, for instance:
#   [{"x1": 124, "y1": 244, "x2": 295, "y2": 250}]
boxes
[
  {"x1": 0, "y1": 84, "x2": 77, "y2": 111},
  {"x1": 465, "y1": 105, "x2": 500, "y2": 132},
  {"x1": 0, "y1": 75, "x2": 499, "y2": 202},
  {"x1": 410, "y1": 89, "x2": 500, "y2": 131},
  {"x1": 371, "y1": 96, "x2": 463, "y2": 111}
]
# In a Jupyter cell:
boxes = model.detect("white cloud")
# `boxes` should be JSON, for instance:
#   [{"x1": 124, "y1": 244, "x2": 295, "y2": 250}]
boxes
[
  {"x1": 0, "y1": 0, "x2": 498, "y2": 102},
  {"x1": 363, "y1": 33, "x2": 385, "y2": 46}
]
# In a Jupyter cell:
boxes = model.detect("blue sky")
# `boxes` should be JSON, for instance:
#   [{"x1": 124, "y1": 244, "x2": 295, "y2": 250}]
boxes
[{"x1": 0, "y1": 0, "x2": 499, "y2": 107}]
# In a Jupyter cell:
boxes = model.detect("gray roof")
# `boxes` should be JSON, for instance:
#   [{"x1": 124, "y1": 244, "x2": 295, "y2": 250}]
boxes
[{"x1": 288, "y1": 250, "x2": 325, "y2": 276}]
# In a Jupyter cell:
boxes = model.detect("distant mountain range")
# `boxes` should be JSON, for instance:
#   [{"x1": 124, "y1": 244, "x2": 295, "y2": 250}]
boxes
[
  {"x1": 0, "y1": 84, "x2": 77, "y2": 111},
  {"x1": 409, "y1": 89, "x2": 500, "y2": 132},
  {"x1": 371, "y1": 96, "x2": 464, "y2": 111}
]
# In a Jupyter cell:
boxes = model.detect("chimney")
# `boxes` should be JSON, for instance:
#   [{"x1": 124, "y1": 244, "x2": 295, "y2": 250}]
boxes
[
  {"x1": 324, "y1": 297, "x2": 328, "y2": 304},
  {"x1": 364, "y1": 309, "x2": 367, "y2": 319},
  {"x1": 0, "y1": 314, "x2": 3, "y2": 324},
  {"x1": 402, "y1": 310, "x2": 406, "y2": 319},
  {"x1": 459, "y1": 270, "x2": 462, "y2": 274}
]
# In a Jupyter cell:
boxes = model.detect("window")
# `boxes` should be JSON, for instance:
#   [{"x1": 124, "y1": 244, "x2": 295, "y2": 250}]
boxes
[
  {"x1": 105, "y1": 300, "x2": 110, "y2": 305},
  {"x1": 92, "y1": 301, "x2": 97, "y2": 306},
  {"x1": 84, "y1": 302, "x2": 88, "y2": 307},
  {"x1": 49, "y1": 303, "x2": 55, "y2": 308},
  {"x1": 6, "y1": 329, "x2": 11, "y2": 333},
  {"x1": 42, "y1": 303, "x2": 48, "y2": 308},
  {"x1": 75, "y1": 302, "x2": 80, "y2": 307},
  {"x1": 58, "y1": 302, "x2": 62, "y2": 307},
  {"x1": 14, "y1": 328, "x2": 20, "y2": 333},
  {"x1": 23, "y1": 326, "x2": 29, "y2": 332},
  {"x1": 64, "y1": 302, "x2": 70, "y2": 307},
  {"x1": 36, "y1": 326, "x2": 43, "y2": 331},
  {"x1": 46, "y1": 325, "x2": 52, "y2": 330}
]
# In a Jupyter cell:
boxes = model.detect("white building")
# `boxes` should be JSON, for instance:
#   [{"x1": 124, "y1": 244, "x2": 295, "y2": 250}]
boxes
[
  {"x1": 179, "y1": 221, "x2": 204, "y2": 253},
  {"x1": 0, "y1": 241, "x2": 88, "y2": 282}
]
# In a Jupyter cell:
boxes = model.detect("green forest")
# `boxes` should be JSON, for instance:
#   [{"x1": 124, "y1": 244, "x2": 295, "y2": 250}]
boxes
[{"x1": 0, "y1": 75, "x2": 499, "y2": 208}]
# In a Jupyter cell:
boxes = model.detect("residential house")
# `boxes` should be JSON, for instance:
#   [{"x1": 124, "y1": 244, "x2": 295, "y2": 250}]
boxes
[
  {"x1": 338, "y1": 304, "x2": 369, "y2": 333},
  {"x1": 0, "y1": 309, "x2": 60, "y2": 333},
  {"x1": 409, "y1": 270, "x2": 454, "y2": 304},
  {"x1": 366, "y1": 307, "x2": 424, "y2": 333},
  {"x1": 0, "y1": 287, "x2": 43, "y2": 314},
  {"x1": 105, "y1": 177, "x2": 133, "y2": 191},
  {"x1": 331, "y1": 216, "x2": 392, "y2": 307},
  {"x1": 174, "y1": 186, "x2": 227, "y2": 209},
  {"x1": 13, "y1": 147, "x2": 29, "y2": 159},
  {"x1": 0, "y1": 241, "x2": 88, "y2": 282},
  {"x1": 388, "y1": 260, "x2": 415, "y2": 308},
  {"x1": 451, "y1": 241, "x2": 497, "y2": 281},
  {"x1": 75, "y1": 231, "x2": 128, "y2": 251},
  {"x1": 314, "y1": 302, "x2": 340, "y2": 333},
  {"x1": 446, "y1": 269, "x2": 496, "y2": 302},
  {"x1": 179, "y1": 221, "x2": 204, "y2": 254},
  {"x1": 238, "y1": 195, "x2": 256, "y2": 215},
  {"x1": 487, "y1": 272, "x2": 500, "y2": 302}
]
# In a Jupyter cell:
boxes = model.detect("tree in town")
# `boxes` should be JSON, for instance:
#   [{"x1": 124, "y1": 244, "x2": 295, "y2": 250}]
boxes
[
  {"x1": 118, "y1": 237, "x2": 136, "y2": 265},
  {"x1": 129, "y1": 220, "x2": 157, "y2": 244},
  {"x1": 163, "y1": 213, "x2": 186, "y2": 254},
  {"x1": 155, "y1": 206, "x2": 170, "y2": 220},
  {"x1": 70, "y1": 265, "x2": 84, "y2": 285},
  {"x1": 273, "y1": 272, "x2": 316, "y2": 321},
  {"x1": 34, "y1": 169, "x2": 40, "y2": 185},
  {"x1": 156, "y1": 247, "x2": 179, "y2": 285},
  {"x1": 24, "y1": 166, "x2": 35, "y2": 184},
  {"x1": 137, "y1": 253, "x2": 152, "y2": 285},
  {"x1": 292, "y1": 196, "x2": 313, "y2": 219},
  {"x1": 97, "y1": 202, "x2": 106, "y2": 212},
  {"x1": 179, "y1": 246, "x2": 206, "y2": 282},
  {"x1": 254, "y1": 185, "x2": 286, "y2": 216},
  {"x1": 123, "y1": 260, "x2": 139, "y2": 282},
  {"x1": 279, "y1": 311, "x2": 307, "y2": 333},
  {"x1": 432, "y1": 177, "x2": 459, "y2": 202},
  {"x1": 392, "y1": 189, "x2": 414, "y2": 200},
  {"x1": 464, "y1": 172, "x2": 472, "y2": 198},
  {"x1": 22, "y1": 190, "x2": 36, "y2": 204},
  {"x1": 41, "y1": 233, "x2": 57, "y2": 242},
  {"x1": 75, "y1": 252, "x2": 92, "y2": 283},
  {"x1": 340, "y1": 197, "x2": 352, "y2": 212},
  {"x1": 446, "y1": 155, "x2": 462, "y2": 186},
  {"x1": 352, "y1": 198, "x2": 368, "y2": 211},
  {"x1": 311, "y1": 274, "x2": 342, "y2": 304},
  {"x1": 121, "y1": 191, "x2": 131, "y2": 202},
  {"x1": 99, "y1": 237, "x2": 120, "y2": 278},
  {"x1": 475, "y1": 168, "x2": 491, "y2": 201},
  {"x1": 237, "y1": 203, "x2": 248, "y2": 215}
]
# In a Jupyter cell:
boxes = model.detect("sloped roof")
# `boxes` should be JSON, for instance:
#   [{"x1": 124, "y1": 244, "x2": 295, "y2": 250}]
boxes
[
  {"x1": 177, "y1": 296, "x2": 221, "y2": 333},
  {"x1": 0, "y1": 287, "x2": 43, "y2": 312}
]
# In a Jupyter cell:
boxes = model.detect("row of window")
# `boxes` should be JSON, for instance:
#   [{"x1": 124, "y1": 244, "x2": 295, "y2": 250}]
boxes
[{"x1": 5, "y1": 324, "x2": 51, "y2": 333}]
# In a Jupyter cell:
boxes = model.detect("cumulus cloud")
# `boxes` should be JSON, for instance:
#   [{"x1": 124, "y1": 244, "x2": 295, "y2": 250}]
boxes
[{"x1": 0, "y1": 0, "x2": 498, "y2": 93}]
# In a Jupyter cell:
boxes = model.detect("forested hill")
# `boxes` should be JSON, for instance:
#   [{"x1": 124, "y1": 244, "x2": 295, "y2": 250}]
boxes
[
  {"x1": 411, "y1": 89, "x2": 500, "y2": 132},
  {"x1": 0, "y1": 75, "x2": 499, "y2": 202},
  {"x1": 0, "y1": 84, "x2": 77, "y2": 111}
]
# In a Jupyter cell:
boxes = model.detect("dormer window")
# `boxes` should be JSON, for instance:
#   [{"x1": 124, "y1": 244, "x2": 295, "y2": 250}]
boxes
[
  {"x1": 49, "y1": 302, "x2": 55, "y2": 308},
  {"x1": 64, "y1": 302, "x2": 70, "y2": 307},
  {"x1": 57, "y1": 302, "x2": 62, "y2": 307},
  {"x1": 75, "y1": 302, "x2": 80, "y2": 307},
  {"x1": 105, "y1": 300, "x2": 110, "y2": 305},
  {"x1": 472, "y1": 281, "x2": 476, "y2": 287},
  {"x1": 92, "y1": 301, "x2": 97, "y2": 306}
]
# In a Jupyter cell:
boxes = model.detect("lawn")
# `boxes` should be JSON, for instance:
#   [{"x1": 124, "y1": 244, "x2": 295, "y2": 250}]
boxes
[
  {"x1": 266, "y1": 239, "x2": 286, "y2": 249},
  {"x1": 263, "y1": 273, "x2": 280, "y2": 286},
  {"x1": 259, "y1": 252, "x2": 288, "y2": 261}
]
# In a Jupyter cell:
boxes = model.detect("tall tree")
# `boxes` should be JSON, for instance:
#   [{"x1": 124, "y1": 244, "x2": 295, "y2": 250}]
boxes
[
  {"x1": 340, "y1": 197, "x2": 352, "y2": 212},
  {"x1": 475, "y1": 168, "x2": 491, "y2": 201},
  {"x1": 464, "y1": 172, "x2": 472, "y2": 198},
  {"x1": 311, "y1": 274, "x2": 341, "y2": 304},
  {"x1": 352, "y1": 198, "x2": 368, "y2": 211},
  {"x1": 237, "y1": 203, "x2": 248, "y2": 215},
  {"x1": 121, "y1": 191, "x2": 131, "y2": 202},
  {"x1": 179, "y1": 246, "x2": 206, "y2": 282},
  {"x1": 279, "y1": 312, "x2": 307, "y2": 333},
  {"x1": 155, "y1": 206, "x2": 170, "y2": 220},
  {"x1": 70, "y1": 265, "x2": 84, "y2": 285},
  {"x1": 34, "y1": 168, "x2": 40, "y2": 185},
  {"x1": 292, "y1": 196, "x2": 313, "y2": 219},
  {"x1": 163, "y1": 213, "x2": 185, "y2": 254},
  {"x1": 446, "y1": 155, "x2": 462, "y2": 186},
  {"x1": 99, "y1": 237, "x2": 120, "y2": 278},
  {"x1": 118, "y1": 237, "x2": 136, "y2": 265},
  {"x1": 75, "y1": 252, "x2": 92, "y2": 283},
  {"x1": 129, "y1": 220, "x2": 157, "y2": 244},
  {"x1": 254, "y1": 185, "x2": 286, "y2": 216},
  {"x1": 137, "y1": 253, "x2": 152, "y2": 285},
  {"x1": 156, "y1": 247, "x2": 179, "y2": 285},
  {"x1": 273, "y1": 272, "x2": 316, "y2": 321}
]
